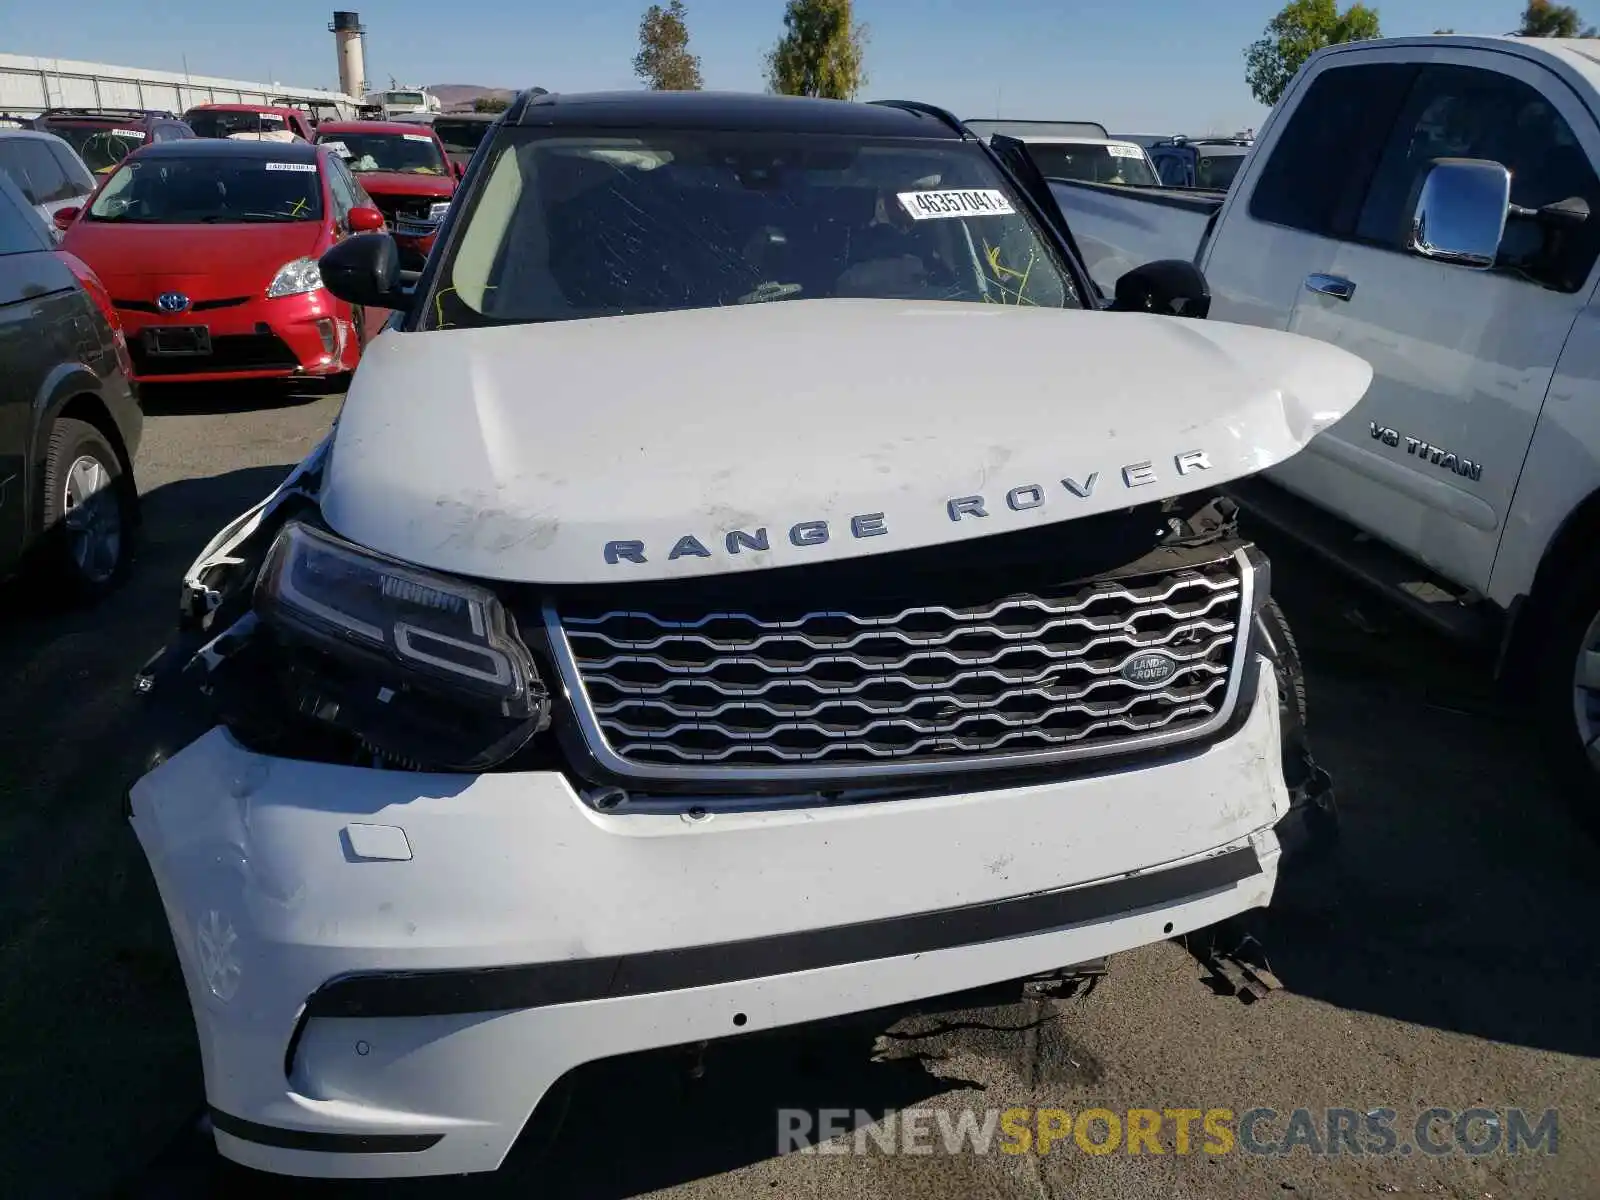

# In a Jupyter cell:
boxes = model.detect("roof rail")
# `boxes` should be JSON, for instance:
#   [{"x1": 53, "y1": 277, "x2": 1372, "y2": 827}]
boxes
[
  {"x1": 507, "y1": 87, "x2": 555, "y2": 124},
  {"x1": 38, "y1": 106, "x2": 175, "y2": 120},
  {"x1": 868, "y1": 100, "x2": 970, "y2": 137}
]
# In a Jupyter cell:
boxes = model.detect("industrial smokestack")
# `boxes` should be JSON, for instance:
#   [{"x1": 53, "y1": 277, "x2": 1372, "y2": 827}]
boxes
[{"x1": 329, "y1": 11, "x2": 367, "y2": 99}]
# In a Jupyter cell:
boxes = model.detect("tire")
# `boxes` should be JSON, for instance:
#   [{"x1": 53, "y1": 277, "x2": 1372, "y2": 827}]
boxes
[
  {"x1": 1257, "y1": 596, "x2": 1339, "y2": 863},
  {"x1": 1533, "y1": 559, "x2": 1600, "y2": 840},
  {"x1": 38, "y1": 417, "x2": 133, "y2": 600},
  {"x1": 1257, "y1": 596, "x2": 1309, "y2": 732}
]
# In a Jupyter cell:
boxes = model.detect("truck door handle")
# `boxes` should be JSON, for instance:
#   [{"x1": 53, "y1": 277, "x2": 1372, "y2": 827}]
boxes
[{"x1": 1305, "y1": 273, "x2": 1356, "y2": 301}]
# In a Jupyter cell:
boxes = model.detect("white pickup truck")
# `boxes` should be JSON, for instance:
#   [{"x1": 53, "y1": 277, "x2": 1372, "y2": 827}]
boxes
[{"x1": 1050, "y1": 34, "x2": 1600, "y2": 828}]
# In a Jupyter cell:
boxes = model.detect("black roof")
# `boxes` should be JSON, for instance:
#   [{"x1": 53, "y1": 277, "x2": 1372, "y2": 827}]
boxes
[
  {"x1": 508, "y1": 90, "x2": 965, "y2": 139},
  {"x1": 134, "y1": 138, "x2": 321, "y2": 161}
]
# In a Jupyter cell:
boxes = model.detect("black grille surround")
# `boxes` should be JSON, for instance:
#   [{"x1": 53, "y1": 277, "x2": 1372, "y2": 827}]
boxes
[
  {"x1": 542, "y1": 543, "x2": 1259, "y2": 788},
  {"x1": 130, "y1": 332, "x2": 300, "y2": 376},
  {"x1": 370, "y1": 194, "x2": 440, "y2": 236}
]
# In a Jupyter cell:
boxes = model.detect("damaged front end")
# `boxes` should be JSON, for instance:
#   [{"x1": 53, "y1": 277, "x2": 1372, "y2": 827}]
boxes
[
  {"x1": 131, "y1": 449, "x2": 1338, "y2": 867},
  {"x1": 134, "y1": 436, "x2": 551, "y2": 780}
]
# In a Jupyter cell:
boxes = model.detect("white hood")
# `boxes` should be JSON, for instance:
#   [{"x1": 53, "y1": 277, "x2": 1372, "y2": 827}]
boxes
[{"x1": 320, "y1": 299, "x2": 1371, "y2": 584}]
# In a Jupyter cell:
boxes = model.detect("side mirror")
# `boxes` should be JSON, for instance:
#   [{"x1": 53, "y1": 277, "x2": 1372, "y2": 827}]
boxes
[
  {"x1": 53, "y1": 206, "x2": 81, "y2": 232},
  {"x1": 1406, "y1": 158, "x2": 1510, "y2": 269},
  {"x1": 319, "y1": 232, "x2": 410, "y2": 310},
  {"x1": 347, "y1": 206, "x2": 386, "y2": 234},
  {"x1": 453, "y1": 161, "x2": 465, "y2": 180},
  {"x1": 1111, "y1": 258, "x2": 1211, "y2": 318}
]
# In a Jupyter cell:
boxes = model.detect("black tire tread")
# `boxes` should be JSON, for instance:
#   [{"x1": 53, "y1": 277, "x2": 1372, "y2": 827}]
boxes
[{"x1": 37, "y1": 416, "x2": 130, "y2": 599}]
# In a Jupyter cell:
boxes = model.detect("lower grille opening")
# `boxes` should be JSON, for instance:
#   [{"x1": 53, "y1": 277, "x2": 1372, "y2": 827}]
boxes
[{"x1": 131, "y1": 332, "x2": 300, "y2": 375}]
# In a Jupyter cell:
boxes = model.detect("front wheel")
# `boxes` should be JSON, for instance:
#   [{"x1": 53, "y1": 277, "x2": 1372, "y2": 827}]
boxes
[
  {"x1": 1534, "y1": 562, "x2": 1600, "y2": 840},
  {"x1": 38, "y1": 417, "x2": 133, "y2": 600}
]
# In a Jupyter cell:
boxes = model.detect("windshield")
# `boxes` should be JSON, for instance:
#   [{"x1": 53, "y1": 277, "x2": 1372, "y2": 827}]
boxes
[
  {"x1": 86, "y1": 154, "x2": 324, "y2": 223},
  {"x1": 1028, "y1": 143, "x2": 1157, "y2": 187},
  {"x1": 1196, "y1": 152, "x2": 1246, "y2": 190},
  {"x1": 321, "y1": 131, "x2": 446, "y2": 175},
  {"x1": 429, "y1": 130, "x2": 1081, "y2": 328},
  {"x1": 384, "y1": 92, "x2": 426, "y2": 106},
  {"x1": 433, "y1": 119, "x2": 492, "y2": 161},
  {"x1": 37, "y1": 120, "x2": 146, "y2": 174},
  {"x1": 187, "y1": 110, "x2": 291, "y2": 139}
]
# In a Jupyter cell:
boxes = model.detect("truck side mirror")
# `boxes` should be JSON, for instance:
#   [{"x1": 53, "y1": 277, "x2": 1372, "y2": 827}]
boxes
[
  {"x1": 1406, "y1": 158, "x2": 1510, "y2": 269},
  {"x1": 1111, "y1": 259, "x2": 1211, "y2": 318}
]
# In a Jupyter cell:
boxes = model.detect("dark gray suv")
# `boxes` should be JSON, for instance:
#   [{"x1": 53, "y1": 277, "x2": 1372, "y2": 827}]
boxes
[{"x1": 0, "y1": 170, "x2": 141, "y2": 598}]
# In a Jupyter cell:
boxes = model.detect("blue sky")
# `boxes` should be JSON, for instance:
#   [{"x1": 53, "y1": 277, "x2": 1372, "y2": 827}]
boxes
[{"x1": 5, "y1": 0, "x2": 1550, "y2": 133}]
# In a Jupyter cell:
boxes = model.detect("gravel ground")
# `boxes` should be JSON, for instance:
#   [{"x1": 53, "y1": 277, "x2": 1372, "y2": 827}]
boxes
[{"x1": 2, "y1": 383, "x2": 1597, "y2": 1200}]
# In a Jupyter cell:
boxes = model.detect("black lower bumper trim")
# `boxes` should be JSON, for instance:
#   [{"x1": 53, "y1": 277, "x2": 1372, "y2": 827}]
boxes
[
  {"x1": 209, "y1": 1107, "x2": 443, "y2": 1154},
  {"x1": 302, "y1": 847, "x2": 1262, "y2": 1021}
]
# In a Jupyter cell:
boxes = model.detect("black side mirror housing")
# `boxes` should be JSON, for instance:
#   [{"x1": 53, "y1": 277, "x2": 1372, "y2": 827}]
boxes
[
  {"x1": 319, "y1": 233, "x2": 410, "y2": 311},
  {"x1": 1111, "y1": 259, "x2": 1211, "y2": 318}
]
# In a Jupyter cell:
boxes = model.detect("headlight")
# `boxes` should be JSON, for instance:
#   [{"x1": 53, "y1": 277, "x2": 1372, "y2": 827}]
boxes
[
  {"x1": 427, "y1": 201, "x2": 451, "y2": 222},
  {"x1": 255, "y1": 521, "x2": 545, "y2": 721},
  {"x1": 266, "y1": 257, "x2": 324, "y2": 298}
]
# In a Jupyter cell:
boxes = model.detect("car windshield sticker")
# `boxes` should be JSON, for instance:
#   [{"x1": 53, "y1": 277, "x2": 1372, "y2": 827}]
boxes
[
  {"x1": 1107, "y1": 144, "x2": 1142, "y2": 158},
  {"x1": 112, "y1": 128, "x2": 146, "y2": 139},
  {"x1": 265, "y1": 162, "x2": 318, "y2": 172},
  {"x1": 897, "y1": 189, "x2": 1016, "y2": 221},
  {"x1": 402, "y1": 133, "x2": 433, "y2": 143},
  {"x1": 321, "y1": 140, "x2": 350, "y2": 156}
]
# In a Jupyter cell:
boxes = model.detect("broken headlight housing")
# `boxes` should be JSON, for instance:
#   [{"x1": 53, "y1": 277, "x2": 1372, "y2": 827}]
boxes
[{"x1": 253, "y1": 520, "x2": 549, "y2": 769}]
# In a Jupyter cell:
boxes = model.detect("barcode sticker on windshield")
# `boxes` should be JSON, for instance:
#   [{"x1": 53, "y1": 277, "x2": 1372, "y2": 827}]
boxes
[
  {"x1": 265, "y1": 162, "x2": 318, "y2": 172},
  {"x1": 112, "y1": 128, "x2": 146, "y2": 139},
  {"x1": 321, "y1": 140, "x2": 350, "y2": 156},
  {"x1": 897, "y1": 189, "x2": 1015, "y2": 221},
  {"x1": 403, "y1": 133, "x2": 432, "y2": 143},
  {"x1": 1107, "y1": 143, "x2": 1142, "y2": 159}
]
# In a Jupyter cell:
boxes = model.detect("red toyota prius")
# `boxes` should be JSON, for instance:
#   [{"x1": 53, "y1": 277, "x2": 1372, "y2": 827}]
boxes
[{"x1": 53, "y1": 137, "x2": 385, "y2": 384}]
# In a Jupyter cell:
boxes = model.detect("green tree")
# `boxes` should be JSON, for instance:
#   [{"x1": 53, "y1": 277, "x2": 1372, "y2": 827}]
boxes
[
  {"x1": 1244, "y1": 0, "x2": 1382, "y2": 107},
  {"x1": 765, "y1": 0, "x2": 868, "y2": 100},
  {"x1": 1514, "y1": 0, "x2": 1597, "y2": 36},
  {"x1": 634, "y1": 0, "x2": 704, "y2": 90},
  {"x1": 474, "y1": 96, "x2": 509, "y2": 113}
]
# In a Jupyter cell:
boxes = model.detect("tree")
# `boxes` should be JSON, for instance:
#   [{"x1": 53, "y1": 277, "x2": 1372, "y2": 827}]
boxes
[
  {"x1": 1244, "y1": 0, "x2": 1381, "y2": 107},
  {"x1": 474, "y1": 96, "x2": 509, "y2": 113},
  {"x1": 765, "y1": 0, "x2": 868, "y2": 100},
  {"x1": 1513, "y1": 0, "x2": 1596, "y2": 36},
  {"x1": 634, "y1": 0, "x2": 704, "y2": 91}
]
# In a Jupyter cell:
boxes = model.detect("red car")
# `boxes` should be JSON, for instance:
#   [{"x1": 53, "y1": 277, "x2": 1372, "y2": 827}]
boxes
[
  {"x1": 53, "y1": 137, "x2": 384, "y2": 384},
  {"x1": 314, "y1": 121, "x2": 459, "y2": 268},
  {"x1": 184, "y1": 103, "x2": 316, "y2": 144}
]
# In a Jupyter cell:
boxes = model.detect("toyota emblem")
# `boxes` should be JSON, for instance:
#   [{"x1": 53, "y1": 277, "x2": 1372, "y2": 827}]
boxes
[{"x1": 156, "y1": 292, "x2": 191, "y2": 314}]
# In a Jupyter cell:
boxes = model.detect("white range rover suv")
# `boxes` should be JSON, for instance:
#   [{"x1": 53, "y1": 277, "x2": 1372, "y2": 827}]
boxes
[{"x1": 127, "y1": 89, "x2": 1371, "y2": 1179}]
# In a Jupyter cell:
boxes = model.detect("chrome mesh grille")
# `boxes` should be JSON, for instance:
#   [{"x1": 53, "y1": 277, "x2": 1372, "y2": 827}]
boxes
[{"x1": 549, "y1": 551, "x2": 1251, "y2": 781}]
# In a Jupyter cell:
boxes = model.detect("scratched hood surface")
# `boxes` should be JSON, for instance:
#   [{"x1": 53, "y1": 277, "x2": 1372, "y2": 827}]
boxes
[{"x1": 319, "y1": 298, "x2": 1372, "y2": 584}]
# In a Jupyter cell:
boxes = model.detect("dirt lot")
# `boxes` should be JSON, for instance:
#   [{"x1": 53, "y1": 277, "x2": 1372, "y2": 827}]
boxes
[{"x1": 2, "y1": 385, "x2": 1598, "y2": 1200}]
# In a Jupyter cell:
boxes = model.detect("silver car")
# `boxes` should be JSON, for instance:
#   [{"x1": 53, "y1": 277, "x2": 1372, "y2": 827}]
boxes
[{"x1": 0, "y1": 129, "x2": 98, "y2": 242}]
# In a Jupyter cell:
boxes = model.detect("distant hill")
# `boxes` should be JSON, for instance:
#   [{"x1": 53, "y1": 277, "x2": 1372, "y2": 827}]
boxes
[{"x1": 428, "y1": 84, "x2": 516, "y2": 112}]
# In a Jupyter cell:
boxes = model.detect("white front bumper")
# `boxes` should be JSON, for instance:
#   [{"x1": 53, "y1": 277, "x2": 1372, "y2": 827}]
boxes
[{"x1": 130, "y1": 669, "x2": 1290, "y2": 1180}]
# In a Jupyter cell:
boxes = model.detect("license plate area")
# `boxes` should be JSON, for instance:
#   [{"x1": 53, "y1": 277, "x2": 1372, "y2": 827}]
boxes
[{"x1": 144, "y1": 326, "x2": 211, "y2": 356}]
